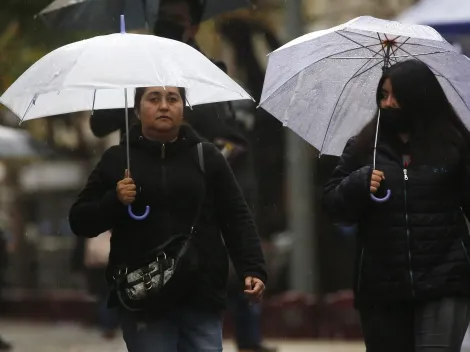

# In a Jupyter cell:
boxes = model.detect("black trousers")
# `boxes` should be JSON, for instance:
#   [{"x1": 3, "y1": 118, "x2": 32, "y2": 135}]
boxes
[{"x1": 359, "y1": 298, "x2": 470, "y2": 352}]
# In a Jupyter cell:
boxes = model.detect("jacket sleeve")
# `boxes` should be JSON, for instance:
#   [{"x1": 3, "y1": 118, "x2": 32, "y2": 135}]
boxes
[
  {"x1": 322, "y1": 137, "x2": 372, "y2": 223},
  {"x1": 69, "y1": 148, "x2": 124, "y2": 238},
  {"x1": 205, "y1": 144, "x2": 267, "y2": 284}
]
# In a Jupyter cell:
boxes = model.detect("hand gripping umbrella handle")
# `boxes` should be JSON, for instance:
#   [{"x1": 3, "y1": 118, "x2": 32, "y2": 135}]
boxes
[
  {"x1": 128, "y1": 204, "x2": 150, "y2": 220},
  {"x1": 370, "y1": 109, "x2": 391, "y2": 203},
  {"x1": 370, "y1": 189, "x2": 391, "y2": 203}
]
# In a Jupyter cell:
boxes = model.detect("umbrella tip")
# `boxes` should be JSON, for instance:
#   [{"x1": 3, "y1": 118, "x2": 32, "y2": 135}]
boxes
[{"x1": 120, "y1": 15, "x2": 126, "y2": 34}]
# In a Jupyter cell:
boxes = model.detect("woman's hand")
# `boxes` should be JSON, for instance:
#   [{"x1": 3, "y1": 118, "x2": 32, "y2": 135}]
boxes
[
  {"x1": 370, "y1": 169, "x2": 385, "y2": 194},
  {"x1": 116, "y1": 169, "x2": 136, "y2": 205},
  {"x1": 244, "y1": 276, "x2": 265, "y2": 302}
]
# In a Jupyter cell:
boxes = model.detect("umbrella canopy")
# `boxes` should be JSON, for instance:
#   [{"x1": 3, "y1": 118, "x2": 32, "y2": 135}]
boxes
[
  {"x1": 259, "y1": 16, "x2": 470, "y2": 157},
  {"x1": 396, "y1": 0, "x2": 470, "y2": 35},
  {"x1": 38, "y1": 0, "x2": 253, "y2": 32},
  {"x1": 0, "y1": 31, "x2": 253, "y2": 122}
]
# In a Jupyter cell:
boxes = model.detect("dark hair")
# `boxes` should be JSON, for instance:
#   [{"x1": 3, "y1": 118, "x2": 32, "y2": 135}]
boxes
[
  {"x1": 354, "y1": 59, "x2": 470, "y2": 164},
  {"x1": 134, "y1": 87, "x2": 187, "y2": 112},
  {"x1": 160, "y1": 0, "x2": 204, "y2": 25}
]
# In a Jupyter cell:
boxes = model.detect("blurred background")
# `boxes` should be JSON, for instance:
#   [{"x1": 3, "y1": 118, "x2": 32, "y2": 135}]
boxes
[{"x1": 0, "y1": 0, "x2": 469, "y2": 350}]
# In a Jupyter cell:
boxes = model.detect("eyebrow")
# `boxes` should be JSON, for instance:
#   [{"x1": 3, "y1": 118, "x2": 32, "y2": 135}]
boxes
[
  {"x1": 146, "y1": 91, "x2": 180, "y2": 98},
  {"x1": 147, "y1": 91, "x2": 179, "y2": 96}
]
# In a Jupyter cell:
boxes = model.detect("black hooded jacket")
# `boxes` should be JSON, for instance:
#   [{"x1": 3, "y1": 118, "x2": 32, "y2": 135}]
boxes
[
  {"x1": 69, "y1": 124, "x2": 266, "y2": 311},
  {"x1": 323, "y1": 136, "x2": 470, "y2": 308}
]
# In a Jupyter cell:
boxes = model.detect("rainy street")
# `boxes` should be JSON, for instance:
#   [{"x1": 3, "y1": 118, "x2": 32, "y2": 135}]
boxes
[
  {"x1": 0, "y1": 320, "x2": 365, "y2": 352},
  {"x1": 3, "y1": 0, "x2": 470, "y2": 351}
]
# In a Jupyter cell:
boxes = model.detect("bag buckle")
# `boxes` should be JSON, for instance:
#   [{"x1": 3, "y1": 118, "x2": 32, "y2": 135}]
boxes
[
  {"x1": 143, "y1": 273, "x2": 153, "y2": 291},
  {"x1": 156, "y1": 252, "x2": 167, "y2": 262}
]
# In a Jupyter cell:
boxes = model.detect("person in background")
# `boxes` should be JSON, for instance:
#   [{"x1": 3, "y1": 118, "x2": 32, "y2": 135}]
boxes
[
  {"x1": 89, "y1": 1, "x2": 275, "y2": 350},
  {"x1": 323, "y1": 59, "x2": 470, "y2": 352}
]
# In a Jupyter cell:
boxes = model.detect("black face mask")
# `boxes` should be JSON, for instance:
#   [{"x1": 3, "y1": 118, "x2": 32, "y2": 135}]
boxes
[
  {"x1": 380, "y1": 108, "x2": 412, "y2": 134},
  {"x1": 153, "y1": 19, "x2": 185, "y2": 42}
]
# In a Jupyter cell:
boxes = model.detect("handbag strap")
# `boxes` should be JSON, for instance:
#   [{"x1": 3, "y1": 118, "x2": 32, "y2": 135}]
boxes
[{"x1": 189, "y1": 142, "x2": 206, "y2": 236}]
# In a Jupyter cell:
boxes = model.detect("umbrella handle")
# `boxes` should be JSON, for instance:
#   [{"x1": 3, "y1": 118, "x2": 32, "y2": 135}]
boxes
[
  {"x1": 370, "y1": 189, "x2": 391, "y2": 203},
  {"x1": 128, "y1": 204, "x2": 150, "y2": 220}
]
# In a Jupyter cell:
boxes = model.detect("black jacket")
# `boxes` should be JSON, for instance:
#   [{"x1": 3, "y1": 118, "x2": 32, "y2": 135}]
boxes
[
  {"x1": 323, "y1": 136, "x2": 470, "y2": 307},
  {"x1": 69, "y1": 124, "x2": 266, "y2": 311}
]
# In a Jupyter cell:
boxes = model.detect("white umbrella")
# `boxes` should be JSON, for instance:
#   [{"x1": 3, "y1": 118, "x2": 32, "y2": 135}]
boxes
[
  {"x1": 0, "y1": 23, "x2": 251, "y2": 121},
  {"x1": 259, "y1": 16, "x2": 470, "y2": 202},
  {"x1": 0, "y1": 16, "x2": 253, "y2": 219}
]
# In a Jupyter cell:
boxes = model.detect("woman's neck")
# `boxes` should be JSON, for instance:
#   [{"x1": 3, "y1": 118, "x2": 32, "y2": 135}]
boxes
[{"x1": 142, "y1": 129, "x2": 178, "y2": 143}]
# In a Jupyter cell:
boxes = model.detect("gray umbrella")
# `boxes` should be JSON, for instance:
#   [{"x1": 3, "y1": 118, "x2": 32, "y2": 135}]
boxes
[
  {"x1": 260, "y1": 16, "x2": 470, "y2": 203},
  {"x1": 37, "y1": 0, "x2": 253, "y2": 32}
]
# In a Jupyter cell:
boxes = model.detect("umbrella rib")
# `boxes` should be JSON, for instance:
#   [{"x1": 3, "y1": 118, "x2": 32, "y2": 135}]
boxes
[
  {"x1": 259, "y1": 43, "x2": 383, "y2": 106},
  {"x1": 351, "y1": 58, "x2": 389, "y2": 79},
  {"x1": 376, "y1": 32, "x2": 388, "y2": 59},
  {"x1": 141, "y1": 39, "x2": 165, "y2": 88},
  {"x1": 396, "y1": 46, "x2": 470, "y2": 112},
  {"x1": 336, "y1": 32, "x2": 384, "y2": 58},
  {"x1": 326, "y1": 43, "x2": 384, "y2": 59},
  {"x1": 342, "y1": 29, "x2": 385, "y2": 42},
  {"x1": 20, "y1": 94, "x2": 39, "y2": 125},
  {"x1": 318, "y1": 54, "x2": 381, "y2": 153},
  {"x1": 331, "y1": 51, "x2": 450, "y2": 60},
  {"x1": 400, "y1": 42, "x2": 454, "y2": 51},
  {"x1": 91, "y1": 89, "x2": 97, "y2": 114},
  {"x1": 390, "y1": 36, "x2": 410, "y2": 65}
]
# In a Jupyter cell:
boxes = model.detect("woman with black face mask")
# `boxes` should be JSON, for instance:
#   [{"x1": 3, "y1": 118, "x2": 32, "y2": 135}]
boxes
[{"x1": 323, "y1": 59, "x2": 470, "y2": 352}]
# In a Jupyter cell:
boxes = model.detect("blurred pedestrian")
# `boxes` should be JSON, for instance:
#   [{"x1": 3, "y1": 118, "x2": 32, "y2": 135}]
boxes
[
  {"x1": 323, "y1": 59, "x2": 470, "y2": 352},
  {"x1": 69, "y1": 86, "x2": 267, "y2": 351}
]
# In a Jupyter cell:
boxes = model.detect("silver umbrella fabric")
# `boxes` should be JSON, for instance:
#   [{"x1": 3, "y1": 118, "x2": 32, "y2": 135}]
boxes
[
  {"x1": 38, "y1": 0, "x2": 253, "y2": 32},
  {"x1": 259, "y1": 16, "x2": 470, "y2": 158}
]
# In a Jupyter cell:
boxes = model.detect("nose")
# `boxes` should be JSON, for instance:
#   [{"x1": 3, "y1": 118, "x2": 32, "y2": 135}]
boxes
[
  {"x1": 159, "y1": 98, "x2": 169, "y2": 110},
  {"x1": 383, "y1": 95, "x2": 395, "y2": 108}
]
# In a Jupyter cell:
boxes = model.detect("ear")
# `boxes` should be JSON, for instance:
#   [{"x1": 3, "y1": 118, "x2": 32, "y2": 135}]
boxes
[{"x1": 134, "y1": 109, "x2": 140, "y2": 120}]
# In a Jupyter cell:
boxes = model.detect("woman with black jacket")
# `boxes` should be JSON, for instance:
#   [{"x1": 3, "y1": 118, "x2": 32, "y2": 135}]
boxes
[
  {"x1": 69, "y1": 86, "x2": 267, "y2": 352},
  {"x1": 323, "y1": 60, "x2": 470, "y2": 352}
]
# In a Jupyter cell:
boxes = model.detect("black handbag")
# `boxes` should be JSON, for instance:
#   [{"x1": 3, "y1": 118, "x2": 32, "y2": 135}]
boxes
[{"x1": 113, "y1": 142, "x2": 206, "y2": 311}]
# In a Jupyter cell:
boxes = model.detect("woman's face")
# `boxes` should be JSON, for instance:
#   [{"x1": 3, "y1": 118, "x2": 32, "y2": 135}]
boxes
[
  {"x1": 138, "y1": 86, "x2": 184, "y2": 134},
  {"x1": 380, "y1": 78, "x2": 400, "y2": 109}
]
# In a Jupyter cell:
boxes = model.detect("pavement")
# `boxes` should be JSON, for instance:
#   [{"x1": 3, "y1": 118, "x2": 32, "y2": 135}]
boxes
[{"x1": 0, "y1": 320, "x2": 366, "y2": 352}]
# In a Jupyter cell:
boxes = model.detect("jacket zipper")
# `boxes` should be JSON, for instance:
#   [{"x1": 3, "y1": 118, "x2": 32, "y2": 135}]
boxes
[
  {"x1": 357, "y1": 247, "x2": 364, "y2": 292},
  {"x1": 403, "y1": 167, "x2": 415, "y2": 297},
  {"x1": 161, "y1": 144, "x2": 167, "y2": 193}
]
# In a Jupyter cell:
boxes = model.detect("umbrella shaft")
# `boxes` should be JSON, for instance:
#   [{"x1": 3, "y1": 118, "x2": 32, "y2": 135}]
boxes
[{"x1": 125, "y1": 88, "x2": 131, "y2": 173}]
